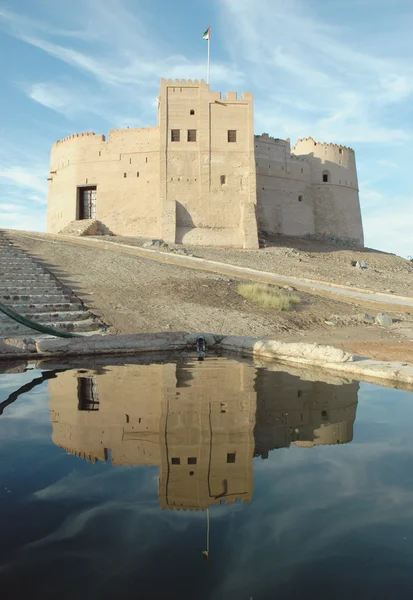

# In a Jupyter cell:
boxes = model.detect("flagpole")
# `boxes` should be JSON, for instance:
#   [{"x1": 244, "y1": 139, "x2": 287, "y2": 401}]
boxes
[{"x1": 207, "y1": 25, "x2": 211, "y2": 85}]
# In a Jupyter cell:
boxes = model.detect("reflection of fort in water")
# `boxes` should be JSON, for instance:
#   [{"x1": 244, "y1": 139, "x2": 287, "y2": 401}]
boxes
[{"x1": 49, "y1": 359, "x2": 359, "y2": 510}]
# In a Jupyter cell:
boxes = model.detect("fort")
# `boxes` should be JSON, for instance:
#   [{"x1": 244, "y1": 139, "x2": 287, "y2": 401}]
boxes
[{"x1": 47, "y1": 78, "x2": 364, "y2": 248}]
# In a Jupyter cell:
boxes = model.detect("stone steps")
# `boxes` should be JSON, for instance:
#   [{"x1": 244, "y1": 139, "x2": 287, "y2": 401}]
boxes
[
  {"x1": 0, "y1": 316, "x2": 101, "y2": 335},
  {"x1": 15, "y1": 310, "x2": 93, "y2": 323},
  {"x1": 1, "y1": 293, "x2": 81, "y2": 304},
  {"x1": 0, "y1": 285, "x2": 62, "y2": 294},
  {"x1": 0, "y1": 273, "x2": 53, "y2": 281},
  {"x1": 3, "y1": 302, "x2": 84, "y2": 313},
  {"x1": 0, "y1": 229, "x2": 105, "y2": 337}
]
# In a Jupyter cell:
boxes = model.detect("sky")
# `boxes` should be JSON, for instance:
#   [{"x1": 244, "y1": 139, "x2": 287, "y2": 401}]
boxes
[{"x1": 0, "y1": 0, "x2": 412, "y2": 257}]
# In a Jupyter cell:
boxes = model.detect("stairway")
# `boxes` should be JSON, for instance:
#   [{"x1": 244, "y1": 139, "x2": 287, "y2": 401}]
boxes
[
  {"x1": 59, "y1": 219, "x2": 112, "y2": 236},
  {"x1": 0, "y1": 231, "x2": 105, "y2": 337}
]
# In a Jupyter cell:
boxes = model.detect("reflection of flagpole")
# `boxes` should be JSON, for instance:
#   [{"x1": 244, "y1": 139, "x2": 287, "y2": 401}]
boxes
[
  {"x1": 202, "y1": 507, "x2": 210, "y2": 563},
  {"x1": 207, "y1": 507, "x2": 210, "y2": 555}
]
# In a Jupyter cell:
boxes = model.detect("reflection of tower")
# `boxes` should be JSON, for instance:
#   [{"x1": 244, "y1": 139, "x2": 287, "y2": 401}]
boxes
[
  {"x1": 48, "y1": 359, "x2": 257, "y2": 509},
  {"x1": 158, "y1": 360, "x2": 256, "y2": 510},
  {"x1": 253, "y1": 369, "x2": 359, "y2": 458}
]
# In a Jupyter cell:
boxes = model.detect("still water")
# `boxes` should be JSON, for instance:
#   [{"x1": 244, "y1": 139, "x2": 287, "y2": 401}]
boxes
[{"x1": 0, "y1": 354, "x2": 413, "y2": 599}]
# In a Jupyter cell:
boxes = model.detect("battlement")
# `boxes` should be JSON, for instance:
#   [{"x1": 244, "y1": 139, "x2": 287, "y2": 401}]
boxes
[
  {"x1": 53, "y1": 132, "x2": 106, "y2": 146},
  {"x1": 292, "y1": 137, "x2": 354, "y2": 153},
  {"x1": 161, "y1": 77, "x2": 207, "y2": 86},
  {"x1": 160, "y1": 78, "x2": 252, "y2": 101},
  {"x1": 255, "y1": 133, "x2": 283, "y2": 143}
]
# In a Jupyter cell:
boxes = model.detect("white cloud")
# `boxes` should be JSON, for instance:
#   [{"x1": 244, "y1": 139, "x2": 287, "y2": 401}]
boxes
[
  {"x1": 362, "y1": 195, "x2": 413, "y2": 257},
  {"x1": 0, "y1": 165, "x2": 47, "y2": 196}
]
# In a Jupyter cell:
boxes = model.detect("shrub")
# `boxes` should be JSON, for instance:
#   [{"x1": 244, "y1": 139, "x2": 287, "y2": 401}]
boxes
[{"x1": 237, "y1": 283, "x2": 300, "y2": 311}]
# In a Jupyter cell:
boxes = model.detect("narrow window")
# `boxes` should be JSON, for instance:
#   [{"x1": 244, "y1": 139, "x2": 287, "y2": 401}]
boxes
[
  {"x1": 339, "y1": 148, "x2": 343, "y2": 154},
  {"x1": 137, "y1": 172, "x2": 140, "y2": 177},
  {"x1": 187, "y1": 129, "x2": 197, "y2": 142},
  {"x1": 322, "y1": 171, "x2": 330, "y2": 183},
  {"x1": 228, "y1": 129, "x2": 237, "y2": 143},
  {"x1": 190, "y1": 109, "x2": 195, "y2": 115},
  {"x1": 297, "y1": 390, "x2": 302, "y2": 398},
  {"x1": 77, "y1": 378, "x2": 99, "y2": 411},
  {"x1": 99, "y1": 151, "x2": 101, "y2": 157},
  {"x1": 322, "y1": 410, "x2": 328, "y2": 420},
  {"x1": 220, "y1": 175, "x2": 227, "y2": 185},
  {"x1": 171, "y1": 457, "x2": 180, "y2": 465},
  {"x1": 124, "y1": 173, "x2": 127, "y2": 178},
  {"x1": 171, "y1": 129, "x2": 180, "y2": 142},
  {"x1": 188, "y1": 457, "x2": 197, "y2": 465},
  {"x1": 301, "y1": 168, "x2": 303, "y2": 173},
  {"x1": 129, "y1": 158, "x2": 132, "y2": 164},
  {"x1": 227, "y1": 453, "x2": 236, "y2": 464},
  {"x1": 298, "y1": 195, "x2": 303, "y2": 202},
  {"x1": 125, "y1": 414, "x2": 129, "y2": 423},
  {"x1": 146, "y1": 157, "x2": 148, "y2": 163}
]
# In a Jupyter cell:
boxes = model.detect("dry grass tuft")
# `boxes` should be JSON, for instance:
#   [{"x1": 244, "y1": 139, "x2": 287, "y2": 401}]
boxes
[{"x1": 238, "y1": 283, "x2": 300, "y2": 311}]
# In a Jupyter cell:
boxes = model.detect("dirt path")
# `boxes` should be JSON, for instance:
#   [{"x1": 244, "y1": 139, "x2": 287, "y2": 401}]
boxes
[
  {"x1": 7, "y1": 231, "x2": 413, "y2": 363},
  {"x1": 10, "y1": 231, "x2": 413, "y2": 310}
]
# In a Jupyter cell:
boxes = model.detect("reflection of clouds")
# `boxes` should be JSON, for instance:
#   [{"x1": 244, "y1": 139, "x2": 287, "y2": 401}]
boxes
[
  {"x1": 212, "y1": 441, "x2": 413, "y2": 598},
  {"x1": 34, "y1": 465, "x2": 159, "y2": 502}
]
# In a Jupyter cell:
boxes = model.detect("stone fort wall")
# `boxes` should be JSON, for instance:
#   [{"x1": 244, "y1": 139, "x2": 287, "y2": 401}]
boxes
[{"x1": 46, "y1": 78, "x2": 364, "y2": 248}]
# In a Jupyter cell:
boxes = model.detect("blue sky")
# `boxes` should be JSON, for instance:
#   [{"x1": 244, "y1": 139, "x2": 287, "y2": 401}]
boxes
[{"x1": 0, "y1": 0, "x2": 412, "y2": 257}]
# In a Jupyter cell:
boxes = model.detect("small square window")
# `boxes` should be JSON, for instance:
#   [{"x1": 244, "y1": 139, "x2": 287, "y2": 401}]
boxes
[
  {"x1": 298, "y1": 195, "x2": 303, "y2": 202},
  {"x1": 323, "y1": 173, "x2": 329, "y2": 183},
  {"x1": 227, "y1": 453, "x2": 236, "y2": 464},
  {"x1": 187, "y1": 129, "x2": 197, "y2": 142},
  {"x1": 171, "y1": 129, "x2": 180, "y2": 142},
  {"x1": 228, "y1": 130, "x2": 237, "y2": 143},
  {"x1": 188, "y1": 457, "x2": 197, "y2": 465},
  {"x1": 190, "y1": 109, "x2": 195, "y2": 115},
  {"x1": 124, "y1": 173, "x2": 127, "y2": 178},
  {"x1": 171, "y1": 457, "x2": 180, "y2": 465},
  {"x1": 339, "y1": 148, "x2": 343, "y2": 154},
  {"x1": 220, "y1": 175, "x2": 227, "y2": 185}
]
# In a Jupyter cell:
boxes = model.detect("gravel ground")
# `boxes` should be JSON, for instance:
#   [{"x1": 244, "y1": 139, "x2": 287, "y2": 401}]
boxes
[
  {"x1": 8, "y1": 231, "x2": 413, "y2": 362},
  {"x1": 100, "y1": 233, "x2": 413, "y2": 298}
]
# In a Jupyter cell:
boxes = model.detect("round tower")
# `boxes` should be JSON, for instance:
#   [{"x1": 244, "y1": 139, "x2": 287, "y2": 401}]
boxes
[{"x1": 292, "y1": 138, "x2": 364, "y2": 246}]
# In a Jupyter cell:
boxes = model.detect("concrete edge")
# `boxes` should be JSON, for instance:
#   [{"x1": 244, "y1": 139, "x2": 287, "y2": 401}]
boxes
[
  {"x1": 0, "y1": 332, "x2": 413, "y2": 389},
  {"x1": 7, "y1": 229, "x2": 413, "y2": 307}
]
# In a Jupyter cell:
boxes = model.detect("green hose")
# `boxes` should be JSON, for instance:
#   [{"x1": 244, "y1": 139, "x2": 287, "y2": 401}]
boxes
[{"x1": 0, "y1": 300, "x2": 81, "y2": 338}]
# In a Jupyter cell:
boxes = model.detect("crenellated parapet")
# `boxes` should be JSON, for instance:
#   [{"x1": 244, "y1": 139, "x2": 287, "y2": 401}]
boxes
[
  {"x1": 53, "y1": 132, "x2": 106, "y2": 147},
  {"x1": 161, "y1": 77, "x2": 207, "y2": 86},
  {"x1": 160, "y1": 77, "x2": 252, "y2": 101},
  {"x1": 292, "y1": 136, "x2": 354, "y2": 153}
]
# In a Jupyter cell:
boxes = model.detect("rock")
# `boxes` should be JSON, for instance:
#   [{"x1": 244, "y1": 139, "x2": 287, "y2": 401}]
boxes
[
  {"x1": 356, "y1": 260, "x2": 367, "y2": 269},
  {"x1": 284, "y1": 286, "x2": 296, "y2": 292},
  {"x1": 324, "y1": 320, "x2": 336, "y2": 326},
  {"x1": 386, "y1": 289, "x2": 395, "y2": 294},
  {"x1": 375, "y1": 313, "x2": 393, "y2": 327},
  {"x1": 357, "y1": 313, "x2": 375, "y2": 324},
  {"x1": 142, "y1": 240, "x2": 154, "y2": 248}
]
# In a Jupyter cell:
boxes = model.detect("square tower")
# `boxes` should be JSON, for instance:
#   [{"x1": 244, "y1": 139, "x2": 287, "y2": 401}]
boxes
[{"x1": 158, "y1": 78, "x2": 258, "y2": 248}]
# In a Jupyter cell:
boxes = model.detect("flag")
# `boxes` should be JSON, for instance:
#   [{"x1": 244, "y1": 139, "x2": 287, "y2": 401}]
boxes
[{"x1": 202, "y1": 26, "x2": 210, "y2": 40}]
